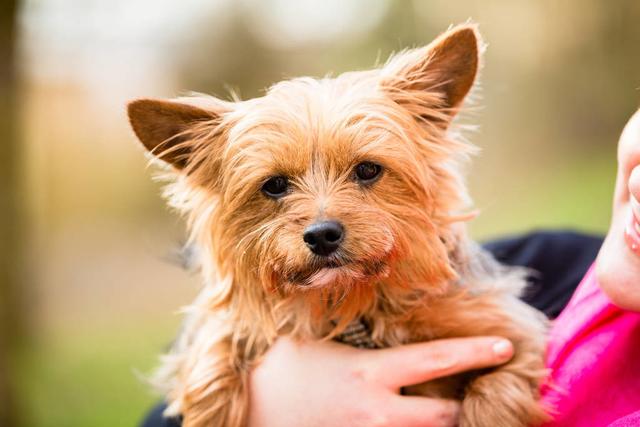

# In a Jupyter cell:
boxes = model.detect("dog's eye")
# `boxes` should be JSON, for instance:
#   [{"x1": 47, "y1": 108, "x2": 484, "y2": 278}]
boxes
[
  {"x1": 354, "y1": 161, "x2": 382, "y2": 183},
  {"x1": 261, "y1": 176, "x2": 289, "y2": 198}
]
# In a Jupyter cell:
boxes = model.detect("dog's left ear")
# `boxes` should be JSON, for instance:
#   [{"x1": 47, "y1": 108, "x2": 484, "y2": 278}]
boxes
[{"x1": 380, "y1": 24, "x2": 481, "y2": 121}]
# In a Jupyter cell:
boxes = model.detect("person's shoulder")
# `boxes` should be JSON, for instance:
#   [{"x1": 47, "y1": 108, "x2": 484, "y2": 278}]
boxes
[{"x1": 483, "y1": 229, "x2": 603, "y2": 266}]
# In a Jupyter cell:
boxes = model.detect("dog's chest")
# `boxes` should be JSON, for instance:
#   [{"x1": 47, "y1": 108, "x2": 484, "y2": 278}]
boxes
[{"x1": 334, "y1": 319, "x2": 413, "y2": 349}]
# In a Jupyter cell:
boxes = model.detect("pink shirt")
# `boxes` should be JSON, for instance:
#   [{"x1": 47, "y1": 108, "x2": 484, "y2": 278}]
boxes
[{"x1": 542, "y1": 265, "x2": 640, "y2": 426}]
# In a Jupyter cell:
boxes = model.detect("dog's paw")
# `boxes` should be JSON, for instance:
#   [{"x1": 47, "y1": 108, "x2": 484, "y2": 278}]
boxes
[{"x1": 459, "y1": 370, "x2": 548, "y2": 427}]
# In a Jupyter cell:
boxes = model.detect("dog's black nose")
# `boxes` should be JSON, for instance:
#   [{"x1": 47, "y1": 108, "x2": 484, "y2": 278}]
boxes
[{"x1": 303, "y1": 221, "x2": 344, "y2": 256}]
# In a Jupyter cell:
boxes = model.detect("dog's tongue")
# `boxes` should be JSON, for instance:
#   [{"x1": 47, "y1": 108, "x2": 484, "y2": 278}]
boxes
[{"x1": 309, "y1": 267, "x2": 341, "y2": 288}]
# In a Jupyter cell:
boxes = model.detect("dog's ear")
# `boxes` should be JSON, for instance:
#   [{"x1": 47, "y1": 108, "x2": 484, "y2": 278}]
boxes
[
  {"x1": 381, "y1": 24, "x2": 481, "y2": 119},
  {"x1": 127, "y1": 97, "x2": 231, "y2": 169}
]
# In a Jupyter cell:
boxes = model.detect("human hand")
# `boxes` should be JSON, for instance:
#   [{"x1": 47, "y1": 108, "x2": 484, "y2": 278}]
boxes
[{"x1": 247, "y1": 335, "x2": 514, "y2": 427}]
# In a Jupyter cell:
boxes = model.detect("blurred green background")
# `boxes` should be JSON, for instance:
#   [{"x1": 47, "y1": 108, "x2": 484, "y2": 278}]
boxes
[{"x1": 1, "y1": 0, "x2": 639, "y2": 426}]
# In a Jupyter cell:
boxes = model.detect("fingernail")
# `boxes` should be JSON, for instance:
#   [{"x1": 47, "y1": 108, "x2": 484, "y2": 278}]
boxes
[{"x1": 492, "y1": 339, "x2": 513, "y2": 359}]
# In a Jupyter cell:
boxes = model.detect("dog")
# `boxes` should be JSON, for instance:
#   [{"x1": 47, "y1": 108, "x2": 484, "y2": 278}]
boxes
[{"x1": 128, "y1": 24, "x2": 549, "y2": 427}]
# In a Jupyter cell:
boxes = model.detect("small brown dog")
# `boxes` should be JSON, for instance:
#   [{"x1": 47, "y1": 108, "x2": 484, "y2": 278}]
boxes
[{"x1": 128, "y1": 24, "x2": 548, "y2": 427}]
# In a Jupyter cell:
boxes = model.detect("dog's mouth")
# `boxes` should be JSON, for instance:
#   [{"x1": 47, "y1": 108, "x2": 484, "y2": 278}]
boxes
[
  {"x1": 321, "y1": 258, "x2": 345, "y2": 269},
  {"x1": 286, "y1": 255, "x2": 390, "y2": 288}
]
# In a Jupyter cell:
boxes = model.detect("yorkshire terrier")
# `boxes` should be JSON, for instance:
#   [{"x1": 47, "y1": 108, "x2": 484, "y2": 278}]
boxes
[{"x1": 128, "y1": 24, "x2": 548, "y2": 427}]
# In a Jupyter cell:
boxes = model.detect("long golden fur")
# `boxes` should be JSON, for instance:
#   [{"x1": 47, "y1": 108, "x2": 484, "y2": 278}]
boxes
[{"x1": 128, "y1": 24, "x2": 549, "y2": 427}]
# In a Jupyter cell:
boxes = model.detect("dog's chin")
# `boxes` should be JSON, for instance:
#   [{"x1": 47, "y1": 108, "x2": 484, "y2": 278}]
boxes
[{"x1": 287, "y1": 258, "x2": 391, "y2": 289}]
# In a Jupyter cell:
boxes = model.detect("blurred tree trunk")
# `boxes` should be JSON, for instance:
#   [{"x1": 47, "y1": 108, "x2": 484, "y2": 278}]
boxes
[{"x1": 0, "y1": 0, "x2": 22, "y2": 425}]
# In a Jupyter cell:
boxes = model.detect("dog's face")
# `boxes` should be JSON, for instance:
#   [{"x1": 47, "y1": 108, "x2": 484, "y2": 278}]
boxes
[{"x1": 128, "y1": 26, "x2": 480, "y2": 298}]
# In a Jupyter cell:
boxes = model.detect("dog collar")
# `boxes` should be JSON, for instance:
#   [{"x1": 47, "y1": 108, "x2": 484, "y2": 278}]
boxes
[{"x1": 334, "y1": 319, "x2": 378, "y2": 349}]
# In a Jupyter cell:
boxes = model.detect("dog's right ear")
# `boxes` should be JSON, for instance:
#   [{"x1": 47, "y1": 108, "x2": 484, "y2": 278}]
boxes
[
  {"x1": 127, "y1": 97, "x2": 231, "y2": 170},
  {"x1": 380, "y1": 24, "x2": 482, "y2": 123}
]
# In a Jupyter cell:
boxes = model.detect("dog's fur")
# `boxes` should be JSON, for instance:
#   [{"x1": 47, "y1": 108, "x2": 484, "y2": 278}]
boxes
[{"x1": 128, "y1": 25, "x2": 549, "y2": 427}]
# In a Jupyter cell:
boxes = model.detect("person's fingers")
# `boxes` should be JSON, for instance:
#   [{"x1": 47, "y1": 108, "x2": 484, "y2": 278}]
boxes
[
  {"x1": 387, "y1": 396, "x2": 460, "y2": 427},
  {"x1": 362, "y1": 336, "x2": 513, "y2": 390}
]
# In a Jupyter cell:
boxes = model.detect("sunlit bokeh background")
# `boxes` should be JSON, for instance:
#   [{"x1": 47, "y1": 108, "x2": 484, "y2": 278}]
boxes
[{"x1": 1, "y1": 1, "x2": 639, "y2": 426}]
